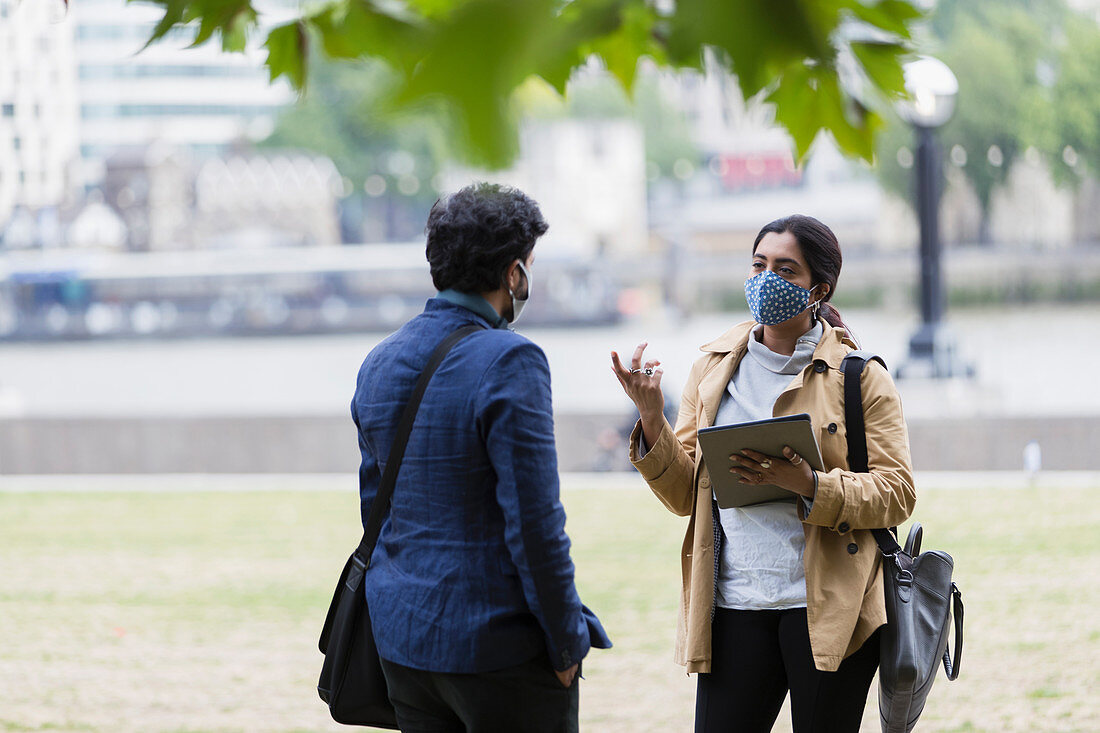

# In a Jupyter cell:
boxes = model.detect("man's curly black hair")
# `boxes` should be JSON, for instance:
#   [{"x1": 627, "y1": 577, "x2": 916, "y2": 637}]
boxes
[{"x1": 425, "y1": 182, "x2": 549, "y2": 293}]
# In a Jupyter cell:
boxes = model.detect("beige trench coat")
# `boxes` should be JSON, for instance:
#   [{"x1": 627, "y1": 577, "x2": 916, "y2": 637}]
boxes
[{"x1": 630, "y1": 319, "x2": 916, "y2": 673}]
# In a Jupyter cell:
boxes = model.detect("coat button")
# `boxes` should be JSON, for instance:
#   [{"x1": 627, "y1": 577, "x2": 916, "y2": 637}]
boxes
[
  {"x1": 827, "y1": 423, "x2": 838, "y2": 434},
  {"x1": 814, "y1": 361, "x2": 827, "y2": 373},
  {"x1": 838, "y1": 522, "x2": 850, "y2": 533},
  {"x1": 847, "y1": 542, "x2": 859, "y2": 555}
]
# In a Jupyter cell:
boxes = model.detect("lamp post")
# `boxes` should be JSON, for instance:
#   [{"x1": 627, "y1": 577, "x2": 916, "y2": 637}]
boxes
[{"x1": 897, "y1": 57, "x2": 972, "y2": 379}]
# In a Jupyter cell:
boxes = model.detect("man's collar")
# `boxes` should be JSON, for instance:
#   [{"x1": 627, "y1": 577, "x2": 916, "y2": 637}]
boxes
[{"x1": 437, "y1": 289, "x2": 510, "y2": 330}]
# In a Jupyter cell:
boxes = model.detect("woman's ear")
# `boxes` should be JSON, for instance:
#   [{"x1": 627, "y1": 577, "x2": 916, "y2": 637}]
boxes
[{"x1": 814, "y1": 283, "x2": 831, "y2": 301}]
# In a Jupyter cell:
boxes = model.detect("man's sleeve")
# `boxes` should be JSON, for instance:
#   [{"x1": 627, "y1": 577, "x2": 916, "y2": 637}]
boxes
[{"x1": 476, "y1": 339, "x2": 592, "y2": 671}]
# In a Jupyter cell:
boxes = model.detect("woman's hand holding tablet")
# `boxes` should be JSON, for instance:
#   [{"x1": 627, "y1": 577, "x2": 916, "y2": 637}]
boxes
[{"x1": 730, "y1": 446, "x2": 815, "y2": 498}]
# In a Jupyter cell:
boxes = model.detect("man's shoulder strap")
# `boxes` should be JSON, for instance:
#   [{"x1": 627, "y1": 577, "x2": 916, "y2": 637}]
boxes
[{"x1": 357, "y1": 323, "x2": 484, "y2": 562}]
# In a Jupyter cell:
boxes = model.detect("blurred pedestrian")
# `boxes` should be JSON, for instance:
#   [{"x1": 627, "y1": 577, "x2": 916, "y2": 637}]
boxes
[
  {"x1": 352, "y1": 182, "x2": 610, "y2": 732},
  {"x1": 610, "y1": 215, "x2": 916, "y2": 732},
  {"x1": 1024, "y1": 440, "x2": 1042, "y2": 487}
]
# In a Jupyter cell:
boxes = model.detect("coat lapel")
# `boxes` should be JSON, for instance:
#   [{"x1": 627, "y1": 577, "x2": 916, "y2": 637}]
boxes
[
  {"x1": 773, "y1": 322, "x2": 858, "y2": 414},
  {"x1": 698, "y1": 349, "x2": 741, "y2": 428},
  {"x1": 694, "y1": 319, "x2": 857, "y2": 426}
]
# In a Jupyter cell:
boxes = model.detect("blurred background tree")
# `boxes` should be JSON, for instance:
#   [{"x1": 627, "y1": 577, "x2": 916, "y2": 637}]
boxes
[
  {"x1": 135, "y1": 0, "x2": 926, "y2": 169},
  {"x1": 522, "y1": 71, "x2": 700, "y2": 179},
  {"x1": 1048, "y1": 20, "x2": 1100, "y2": 183},
  {"x1": 260, "y1": 57, "x2": 453, "y2": 240},
  {"x1": 873, "y1": 0, "x2": 1099, "y2": 240}
]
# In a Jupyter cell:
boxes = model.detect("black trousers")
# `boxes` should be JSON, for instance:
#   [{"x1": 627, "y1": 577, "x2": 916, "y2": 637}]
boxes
[
  {"x1": 696, "y1": 608, "x2": 880, "y2": 733},
  {"x1": 379, "y1": 653, "x2": 579, "y2": 733}
]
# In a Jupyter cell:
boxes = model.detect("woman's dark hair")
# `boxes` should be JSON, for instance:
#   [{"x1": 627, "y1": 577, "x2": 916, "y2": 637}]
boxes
[
  {"x1": 752, "y1": 214, "x2": 846, "y2": 330},
  {"x1": 425, "y1": 182, "x2": 549, "y2": 293}
]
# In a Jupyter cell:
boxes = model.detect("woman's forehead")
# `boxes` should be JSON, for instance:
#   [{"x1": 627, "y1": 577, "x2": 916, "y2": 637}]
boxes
[{"x1": 754, "y1": 231, "x2": 805, "y2": 264}]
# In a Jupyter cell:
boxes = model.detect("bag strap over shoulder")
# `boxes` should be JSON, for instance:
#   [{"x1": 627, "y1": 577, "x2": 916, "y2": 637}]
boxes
[
  {"x1": 356, "y1": 324, "x2": 484, "y2": 564},
  {"x1": 844, "y1": 350, "x2": 965, "y2": 682},
  {"x1": 840, "y1": 350, "x2": 901, "y2": 556}
]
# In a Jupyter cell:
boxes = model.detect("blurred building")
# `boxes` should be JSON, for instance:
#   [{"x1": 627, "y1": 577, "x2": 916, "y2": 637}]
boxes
[
  {"x1": 0, "y1": 0, "x2": 80, "y2": 239},
  {"x1": 97, "y1": 147, "x2": 342, "y2": 250},
  {"x1": 101, "y1": 145, "x2": 193, "y2": 250},
  {"x1": 71, "y1": 0, "x2": 295, "y2": 185},
  {"x1": 193, "y1": 154, "x2": 342, "y2": 248},
  {"x1": 650, "y1": 67, "x2": 909, "y2": 253},
  {"x1": 442, "y1": 118, "x2": 649, "y2": 259},
  {"x1": 67, "y1": 191, "x2": 127, "y2": 249}
]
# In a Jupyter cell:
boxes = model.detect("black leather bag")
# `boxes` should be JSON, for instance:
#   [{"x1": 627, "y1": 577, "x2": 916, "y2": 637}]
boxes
[
  {"x1": 317, "y1": 324, "x2": 482, "y2": 728},
  {"x1": 842, "y1": 351, "x2": 964, "y2": 733}
]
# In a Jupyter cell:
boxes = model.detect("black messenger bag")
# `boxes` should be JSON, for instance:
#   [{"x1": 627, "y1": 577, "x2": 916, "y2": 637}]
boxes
[
  {"x1": 318, "y1": 324, "x2": 482, "y2": 727},
  {"x1": 842, "y1": 351, "x2": 964, "y2": 733}
]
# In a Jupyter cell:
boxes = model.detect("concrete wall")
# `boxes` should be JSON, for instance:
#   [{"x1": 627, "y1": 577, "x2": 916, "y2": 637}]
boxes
[{"x1": 1, "y1": 413, "x2": 1097, "y2": 475}]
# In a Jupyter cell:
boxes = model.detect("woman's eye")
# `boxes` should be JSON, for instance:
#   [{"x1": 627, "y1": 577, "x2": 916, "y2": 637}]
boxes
[
  {"x1": 751, "y1": 261, "x2": 764, "y2": 269},
  {"x1": 780, "y1": 268, "x2": 794, "y2": 275}
]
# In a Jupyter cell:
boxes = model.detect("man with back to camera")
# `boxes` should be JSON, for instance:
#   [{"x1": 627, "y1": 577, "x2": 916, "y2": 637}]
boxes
[{"x1": 351, "y1": 182, "x2": 611, "y2": 732}]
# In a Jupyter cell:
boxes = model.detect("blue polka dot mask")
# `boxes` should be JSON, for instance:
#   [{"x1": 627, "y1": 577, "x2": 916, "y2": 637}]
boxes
[{"x1": 744, "y1": 270, "x2": 819, "y2": 326}]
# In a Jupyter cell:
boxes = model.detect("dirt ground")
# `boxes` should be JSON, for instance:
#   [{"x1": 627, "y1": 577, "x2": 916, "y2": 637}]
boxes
[{"x1": 0, "y1": 477, "x2": 1096, "y2": 732}]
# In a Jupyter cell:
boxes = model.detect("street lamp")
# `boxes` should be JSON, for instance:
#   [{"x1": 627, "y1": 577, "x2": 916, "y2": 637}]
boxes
[{"x1": 897, "y1": 56, "x2": 972, "y2": 379}]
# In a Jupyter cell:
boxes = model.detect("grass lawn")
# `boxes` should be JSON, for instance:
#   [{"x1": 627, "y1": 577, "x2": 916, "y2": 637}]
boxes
[{"x1": 0, "y1": 476, "x2": 1097, "y2": 732}]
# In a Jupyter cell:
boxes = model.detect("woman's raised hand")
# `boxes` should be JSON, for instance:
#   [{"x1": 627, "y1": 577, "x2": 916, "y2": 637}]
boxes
[{"x1": 611, "y1": 343, "x2": 665, "y2": 448}]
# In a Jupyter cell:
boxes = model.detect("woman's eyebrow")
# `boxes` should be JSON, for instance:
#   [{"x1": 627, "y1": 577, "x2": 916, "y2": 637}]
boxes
[{"x1": 754, "y1": 255, "x2": 802, "y2": 267}]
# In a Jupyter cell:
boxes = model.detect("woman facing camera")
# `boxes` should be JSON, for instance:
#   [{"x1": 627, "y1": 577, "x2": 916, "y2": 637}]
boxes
[{"x1": 611, "y1": 215, "x2": 916, "y2": 732}]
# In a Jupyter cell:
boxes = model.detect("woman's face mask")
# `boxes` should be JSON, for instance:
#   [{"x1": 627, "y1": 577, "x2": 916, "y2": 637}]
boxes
[
  {"x1": 508, "y1": 260, "x2": 532, "y2": 324},
  {"x1": 744, "y1": 270, "x2": 820, "y2": 326}
]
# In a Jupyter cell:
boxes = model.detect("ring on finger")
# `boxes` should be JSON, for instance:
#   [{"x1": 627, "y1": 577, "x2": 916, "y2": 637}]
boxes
[
  {"x1": 790, "y1": 455, "x2": 804, "y2": 466},
  {"x1": 759, "y1": 460, "x2": 771, "y2": 469},
  {"x1": 630, "y1": 367, "x2": 655, "y2": 376}
]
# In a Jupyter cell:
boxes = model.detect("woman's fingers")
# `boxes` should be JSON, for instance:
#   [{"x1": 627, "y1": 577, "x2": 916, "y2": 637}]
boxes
[
  {"x1": 782, "y1": 446, "x2": 805, "y2": 465},
  {"x1": 610, "y1": 350, "x2": 638, "y2": 381},
  {"x1": 612, "y1": 346, "x2": 663, "y2": 384},
  {"x1": 729, "y1": 465, "x2": 761, "y2": 482},
  {"x1": 610, "y1": 350, "x2": 629, "y2": 378}
]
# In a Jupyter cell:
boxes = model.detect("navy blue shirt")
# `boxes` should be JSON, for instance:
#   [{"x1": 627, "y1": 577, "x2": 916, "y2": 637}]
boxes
[{"x1": 352, "y1": 296, "x2": 610, "y2": 673}]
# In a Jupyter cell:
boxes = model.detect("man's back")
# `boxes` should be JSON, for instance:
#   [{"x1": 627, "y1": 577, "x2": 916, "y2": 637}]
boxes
[{"x1": 353, "y1": 297, "x2": 602, "y2": 675}]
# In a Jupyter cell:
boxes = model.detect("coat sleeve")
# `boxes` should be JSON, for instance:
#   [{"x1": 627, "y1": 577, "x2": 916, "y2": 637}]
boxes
[
  {"x1": 477, "y1": 339, "x2": 606, "y2": 671},
  {"x1": 627, "y1": 354, "x2": 709, "y2": 517},
  {"x1": 802, "y1": 360, "x2": 916, "y2": 531}
]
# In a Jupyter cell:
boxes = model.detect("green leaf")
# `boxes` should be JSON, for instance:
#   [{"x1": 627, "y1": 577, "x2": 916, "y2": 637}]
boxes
[
  {"x1": 135, "y1": 0, "x2": 257, "y2": 53},
  {"x1": 668, "y1": 0, "x2": 831, "y2": 96},
  {"x1": 535, "y1": 0, "x2": 620, "y2": 94},
  {"x1": 307, "y1": 0, "x2": 423, "y2": 73},
  {"x1": 769, "y1": 61, "x2": 878, "y2": 162},
  {"x1": 397, "y1": 0, "x2": 561, "y2": 167},
  {"x1": 134, "y1": 0, "x2": 928, "y2": 170},
  {"x1": 403, "y1": 0, "x2": 457, "y2": 19},
  {"x1": 264, "y1": 20, "x2": 309, "y2": 91},
  {"x1": 183, "y1": 1, "x2": 256, "y2": 51},
  {"x1": 849, "y1": 40, "x2": 908, "y2": 98},
  {"x1": 134, "y1": 0, "x2": 188, "y2": 50},
  {"x1": 841, "y1": 0, "x2": 922, "y2": 40},
  {"x1": 583, "y1": 0, "x2": 664, "y2": 92}
]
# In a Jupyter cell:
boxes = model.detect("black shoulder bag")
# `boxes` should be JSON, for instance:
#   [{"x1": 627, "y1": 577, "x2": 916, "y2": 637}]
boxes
[
  {"x1": 842, "y1": 350, "x2": 964, "y2": 733},
  {"x1": 317, "y1": 324, "x2": 483, "y2": 728}
]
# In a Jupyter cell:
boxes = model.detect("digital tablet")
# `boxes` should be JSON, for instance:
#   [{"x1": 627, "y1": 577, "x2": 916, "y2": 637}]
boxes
[{"x1": 697, "y1": 413, "x2": 825, "y2": 509}]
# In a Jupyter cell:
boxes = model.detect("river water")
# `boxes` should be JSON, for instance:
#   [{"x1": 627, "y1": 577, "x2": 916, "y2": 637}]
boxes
[{"x1": 0, "y1": 304, "x2": 1096, "y2": 420}]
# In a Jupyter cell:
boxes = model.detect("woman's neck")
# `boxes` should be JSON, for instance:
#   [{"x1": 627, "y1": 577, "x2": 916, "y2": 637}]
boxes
[{"x1": 759, "y1": 313, "x2": 815, "y2": 356}]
